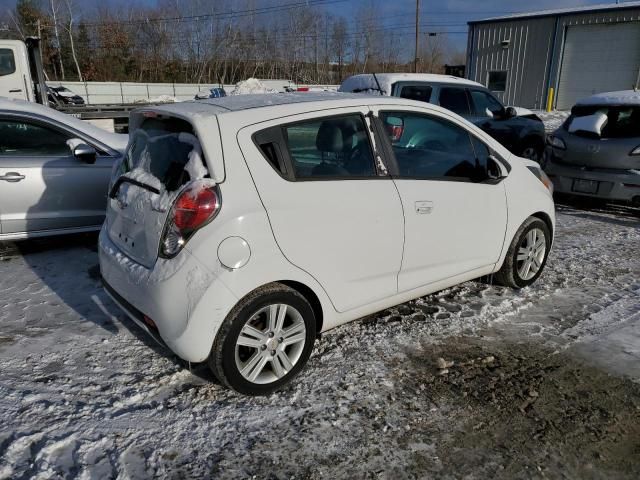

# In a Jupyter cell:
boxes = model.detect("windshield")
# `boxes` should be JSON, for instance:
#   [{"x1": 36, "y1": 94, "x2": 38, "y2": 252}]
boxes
[{"x1": 565, "y1": 105, "x2": 640, "y2": 138}]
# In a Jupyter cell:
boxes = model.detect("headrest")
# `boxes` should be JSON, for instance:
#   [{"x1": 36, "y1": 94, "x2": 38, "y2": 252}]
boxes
[{"x1": 316, "y1": 121, "x2": 345, "y2": 153}]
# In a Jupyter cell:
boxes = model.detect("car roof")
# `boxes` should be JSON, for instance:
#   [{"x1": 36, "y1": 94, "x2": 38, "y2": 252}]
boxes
[
  {"x1": 339, "y1": 73, "x2": 483, "y2": 95},
  {"x1": 575, "y1": 90, "x2": 640, "y2": 107},
  {"x1": 0, "y1": 96, "x2": 127, "y2": 151}
]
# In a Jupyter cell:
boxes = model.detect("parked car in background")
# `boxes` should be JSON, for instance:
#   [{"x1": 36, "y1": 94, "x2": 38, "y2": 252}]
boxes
[
  {"x1": 0, "y1": 97, "x2": 127, "y2": 240},
  {"x1": 47, "y1": 85, "x2": 85, "y2": 106},
  {"x1": 339, "y1": 73, "x2": 547, "y2": 162},
  {"x1": 544, "y1": 90, "x2": 640, "y2": 206},
  {"x1": 195, "y1": 87, "x2": 227, "y2": 100},
  {"x1": 100, "y1": 93, "x2": 555, "y2": 395}
]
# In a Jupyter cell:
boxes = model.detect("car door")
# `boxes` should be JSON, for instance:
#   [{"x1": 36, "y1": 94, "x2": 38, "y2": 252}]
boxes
[
  {"x1": 467, "y1": 89, "x2": 518, "y2": 151},
  {"x1": 0, "y1": 115, "x2": 115, "y2": 236},
  {"x1": 237, "y1": 107, "x2": 404, "y2": 313},
  {"x1": 372, "y1": 105, "x2": 508, "y2": 292}
]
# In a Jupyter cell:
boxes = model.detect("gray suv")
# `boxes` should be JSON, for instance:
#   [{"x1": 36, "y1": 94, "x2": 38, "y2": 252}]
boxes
[{"x1": 340, "y1": 73, "x2": 547, "y2": 162}]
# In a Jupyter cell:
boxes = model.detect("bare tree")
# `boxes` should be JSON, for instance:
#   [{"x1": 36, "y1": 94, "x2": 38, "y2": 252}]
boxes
[{"x1": 63, "y1": 0, "x2": 82, "y2": 81}]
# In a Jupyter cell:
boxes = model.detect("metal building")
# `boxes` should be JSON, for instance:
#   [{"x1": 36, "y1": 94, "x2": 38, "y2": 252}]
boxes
[{"x1": 466, "y1": 2, "x2": 640, "y2": 110}]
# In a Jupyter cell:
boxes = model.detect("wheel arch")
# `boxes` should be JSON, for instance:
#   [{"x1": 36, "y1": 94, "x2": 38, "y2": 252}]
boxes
[
  {"x1": 531, "y1": 211, "x2": 554, "y2": 245},
  {"x1": 278, "y1": 280, "x2": 324, "y2": 335}
]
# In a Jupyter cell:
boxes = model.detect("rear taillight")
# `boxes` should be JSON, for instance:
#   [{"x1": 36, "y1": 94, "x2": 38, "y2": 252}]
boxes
[
  {"x1": 161, "y1": 180, "x2": 220, "y2": 258},
  {"x1": 630, "y1": 145, "x2": 640, "y2": 156},
  {"x1": 548, "y1": 135, "x2": 566, "y2": 150}
]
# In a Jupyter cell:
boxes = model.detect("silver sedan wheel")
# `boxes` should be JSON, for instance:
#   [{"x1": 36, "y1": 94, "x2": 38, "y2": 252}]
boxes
[
  {"x1": 516, "y1": 228, "x2": 547, "y2": 281},
  {"x1": 234, "y1": 304, "x2": 307, "y2": 385}
]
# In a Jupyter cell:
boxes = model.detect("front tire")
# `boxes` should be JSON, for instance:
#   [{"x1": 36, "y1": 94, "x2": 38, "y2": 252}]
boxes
[
  {"x1": 495, "y1": 217, "x2": 551, "y2": 288},
  {"x1": 208, "y1": 283, "x2": 316, "y2": 395}
]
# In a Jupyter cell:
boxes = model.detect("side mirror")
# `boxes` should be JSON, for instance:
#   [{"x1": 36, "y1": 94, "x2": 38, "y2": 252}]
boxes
[
  {"x1": 73, "y1": 143, "x2": 97, "y2": 164},
  {"x1": 504, "y1": 106, "x2": 518, "y2": 119},
  {"x1": 487, "y1": 155, "x2": 506, "y2": 180}
]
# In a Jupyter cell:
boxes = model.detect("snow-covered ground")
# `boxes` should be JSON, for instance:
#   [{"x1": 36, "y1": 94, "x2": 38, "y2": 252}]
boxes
[
  {"x1": 536, "y1": 110, "x2": 570, "y2": 132},
  {"x1": 0, "y1": 202, "x2": 638, "y2": 478}
]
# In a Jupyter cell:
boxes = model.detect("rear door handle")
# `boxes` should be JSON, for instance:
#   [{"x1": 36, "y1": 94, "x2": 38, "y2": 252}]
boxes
[
  {"x1": 0, "y1": 172, "x2": 26, "y2": 182},
  {"x1": 415, "y1": 201, "x2": 433, "y2": 214},
  {"x1": 9, "y1": 89, "x2": 22, "y2": 93}
]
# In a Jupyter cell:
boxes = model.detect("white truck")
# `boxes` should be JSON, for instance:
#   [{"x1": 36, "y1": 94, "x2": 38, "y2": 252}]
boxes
[{"x1": 0, "y1": 37, "x2": 149, "y2": 132}]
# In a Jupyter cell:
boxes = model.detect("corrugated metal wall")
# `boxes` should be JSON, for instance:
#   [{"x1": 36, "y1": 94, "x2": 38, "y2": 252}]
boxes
[{"x1": 468, "y1": 7, "x2": 640, "y2": 110}]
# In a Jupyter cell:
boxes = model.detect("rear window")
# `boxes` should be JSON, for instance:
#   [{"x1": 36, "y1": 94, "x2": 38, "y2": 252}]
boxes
[
  {"x1": 125, "y1": 117, "x2": 206, "y2": 192},
  {"x1": 565, "y1": 106, "x2": 640, "y2": 139}
]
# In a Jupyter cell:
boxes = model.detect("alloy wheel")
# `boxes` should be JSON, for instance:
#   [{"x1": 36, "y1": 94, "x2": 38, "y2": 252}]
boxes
[
  {"x1": 516, "y1": 227, "x2": 547, "y2": 281},
  {"x1": 234, "y1": 304, "x2": 307, "y2": 384}
]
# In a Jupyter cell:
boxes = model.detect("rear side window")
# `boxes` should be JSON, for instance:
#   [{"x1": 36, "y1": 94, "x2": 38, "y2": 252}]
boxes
[
  {"x1": 0, "y1": 119, "x2": 71, "y2": 156},
  {"x1": 126, "y1": 117, "x2": 205, "y2": 192},
  {"x1": 399, "y1": 85, "x2": 433, "y2": 103},
  {"x1": 439, "y1": 87, "x2": 471, "y2": 116},
  {"x1": 283, "y1": 114, "x2": 377, "y2": 178},
  {"x1": 0, "y1": 49, "x2": 16, "y2": 76},
  {"x1": 380, "y1": 111, "x2": 488, "y2": 182}
]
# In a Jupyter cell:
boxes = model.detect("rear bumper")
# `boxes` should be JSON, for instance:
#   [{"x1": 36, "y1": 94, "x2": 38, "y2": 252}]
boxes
[
  {"x1": 544, "y1": 151, "x2": 640, "y2": 203},
  {"x1": 98, "y1": 226, "x2": 238, "y2": 362}
]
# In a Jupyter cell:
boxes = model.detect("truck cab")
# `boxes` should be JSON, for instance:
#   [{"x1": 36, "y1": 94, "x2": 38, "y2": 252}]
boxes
[{"x1": 0, "y1": 40, "x2": 35, "y2": 102}]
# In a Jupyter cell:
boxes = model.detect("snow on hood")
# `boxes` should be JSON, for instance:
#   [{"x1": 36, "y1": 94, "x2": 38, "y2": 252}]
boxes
[
  {"x1": 229, "y1": 78, "x2": 278, "y2": 95},
  {"x1": 55, "y1": 90, "x2": 79, "y2": 98},
  {"x1": 576, "y1": 90, "x2": 640, "y2": 107},
  {"x1": 568, "y1": 111, "x2": 608, "y2": 135},
  {"x1": 508, "y1": 106, "x2": 534, "y2": 117}
]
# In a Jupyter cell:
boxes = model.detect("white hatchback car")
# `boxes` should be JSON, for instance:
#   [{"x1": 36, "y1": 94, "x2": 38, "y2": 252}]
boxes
[{"x1": 99, "y1": 93, "x2": 555, "y2": 395}]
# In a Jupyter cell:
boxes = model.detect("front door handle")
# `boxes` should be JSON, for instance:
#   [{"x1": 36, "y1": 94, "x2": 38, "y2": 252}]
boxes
[
  {"x1": 415, "y1": 201, "x2": 433, "y2": 214},
  {"x1": 9, "y1": 89, "x2": 22, "y2": 93},
  {"x1": 0, "y1": 172, "x2": 26, "y2": 182}
]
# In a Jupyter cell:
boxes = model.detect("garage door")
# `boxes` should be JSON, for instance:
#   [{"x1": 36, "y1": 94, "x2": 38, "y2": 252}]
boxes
[{"x1": 556, "y1": 23, "x2": 640, "y2": 110}]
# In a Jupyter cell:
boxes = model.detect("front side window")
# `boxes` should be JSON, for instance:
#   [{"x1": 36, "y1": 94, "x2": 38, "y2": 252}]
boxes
[
  {"x1": 0, "y1": 49, "x2": 16, "y2": 76},
  {"x1": 380, "y1": 111, "x2": 488, "y2": 182},
  {"x1": 470, "y1": 90, "x2": 504, "y2": 118},
  {"x1": 488, "y1": 71, "x2": 508, "y2": 92},
  {"x1": 438, "y1": 87, "x2": 472, "y2": 116},
  {"x1": 399, "y1": 85, "x2": 433, "y2": 103},
  {"x1": 0, "y1": 119, "x2": 71, "y2": 156},
  {"x1": 284, "y1": 114, "x2": 377, "y2": 178}
]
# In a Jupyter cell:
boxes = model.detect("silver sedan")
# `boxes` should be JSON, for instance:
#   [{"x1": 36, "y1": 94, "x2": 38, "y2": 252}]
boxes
[
  {"x1": 0, "y1": 98, "x2": 127, "y2": 240},
  {"x1": 543, "y1": 90, "x2": 640, "y2": 206}
]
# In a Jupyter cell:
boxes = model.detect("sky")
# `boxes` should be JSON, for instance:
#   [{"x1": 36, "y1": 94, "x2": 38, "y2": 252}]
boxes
[{"x1": 0, "y1": 0, "x2": 633, "y2": 50}]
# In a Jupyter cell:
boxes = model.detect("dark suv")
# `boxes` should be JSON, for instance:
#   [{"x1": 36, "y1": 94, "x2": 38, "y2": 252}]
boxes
[{"x1": 340, "y1": 73, "x2": 547, "y2": 162}]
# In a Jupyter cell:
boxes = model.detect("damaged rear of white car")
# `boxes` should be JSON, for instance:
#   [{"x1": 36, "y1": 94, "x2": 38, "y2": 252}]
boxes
[{"x1": 99, "y1": 107, "x2": 236, "y2": 364}]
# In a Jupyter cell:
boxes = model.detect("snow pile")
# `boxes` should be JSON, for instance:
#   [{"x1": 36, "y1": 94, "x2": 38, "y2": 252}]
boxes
[
  {"x1": 229, "y1": 78, "x2": 278, "y2": 95},
  {"x1": 134, "y1": 95, "x2": 178, "y2": 104},
  {"x1": 568, "y1": 111, "x2": 608, "y2": 135}
]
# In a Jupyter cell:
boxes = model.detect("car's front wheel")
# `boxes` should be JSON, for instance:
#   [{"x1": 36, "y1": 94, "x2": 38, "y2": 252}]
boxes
[
  {"x1": 209, "y1": 283, "x2": 316, "y2": 395},
  {"x1": 495, "y1": 217, "x2": 551, "y2": 288}
]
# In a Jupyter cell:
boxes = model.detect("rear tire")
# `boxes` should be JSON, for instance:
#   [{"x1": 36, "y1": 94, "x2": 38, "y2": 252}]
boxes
[
  {"x1": 520, "y1": 138, "x2": 544, "y2": 164},
  {"x1": 494, "y1": 217, "x2": 551, "y2": 288},
  {"x1": 208, "y1": 283, "x2": 316, "y2": 395}
]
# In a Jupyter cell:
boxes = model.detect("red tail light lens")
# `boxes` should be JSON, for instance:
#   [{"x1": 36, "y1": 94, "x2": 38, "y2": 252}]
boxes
[{"x1": 174, "y1": 186, "x2": 219, "y2": 231}]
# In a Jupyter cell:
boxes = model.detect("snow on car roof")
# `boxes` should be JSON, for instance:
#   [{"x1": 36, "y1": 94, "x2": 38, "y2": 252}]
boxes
[
  {"x1": 339, "y1": 73, "x2": 482, "y2": 95},
  {"x1": 0, "y1": 96, "x2": 127, "y2": 151},
  {"x1": 575, "y1": 90, "x2": 640, "y2": 107}
]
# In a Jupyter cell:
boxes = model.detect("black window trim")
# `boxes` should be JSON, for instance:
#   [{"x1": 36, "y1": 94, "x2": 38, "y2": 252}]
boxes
[
  {"x1": 376, "y1": 109, "x2": 509, "y2": 184},
  {"x1": 252, "y1": 111, "x2": 393, "y2": 182}
]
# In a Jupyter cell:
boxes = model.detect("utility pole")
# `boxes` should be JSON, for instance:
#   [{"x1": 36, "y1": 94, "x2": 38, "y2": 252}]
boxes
[{"x1": 414, "y1": 0, "x2": 420, "y2": 73}]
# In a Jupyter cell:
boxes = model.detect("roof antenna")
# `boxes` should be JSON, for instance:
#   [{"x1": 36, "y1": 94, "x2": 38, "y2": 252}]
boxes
[{"x1": 372, "y1": 73, "x2": 385, "y2": 96}]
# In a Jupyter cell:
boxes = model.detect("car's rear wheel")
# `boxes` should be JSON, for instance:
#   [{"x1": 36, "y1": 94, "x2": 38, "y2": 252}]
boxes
[
  {"x1": 209, "y1": 283, "x2": 316, "y2": 395},
  {"x1": 494, "y1": 217, "x2": 551, "y2": 288}
]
